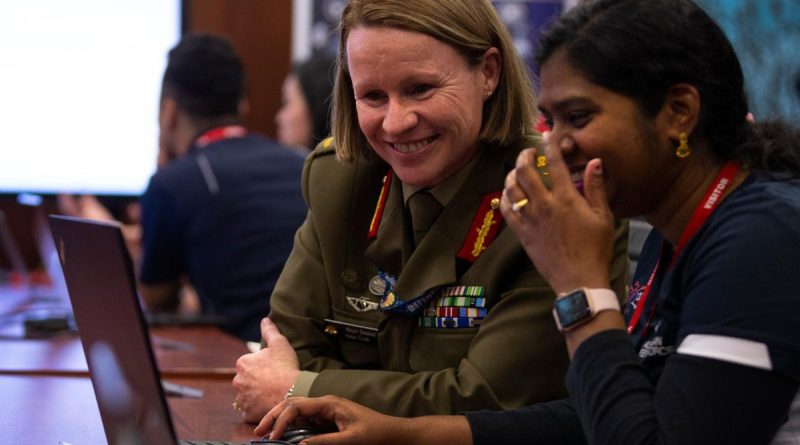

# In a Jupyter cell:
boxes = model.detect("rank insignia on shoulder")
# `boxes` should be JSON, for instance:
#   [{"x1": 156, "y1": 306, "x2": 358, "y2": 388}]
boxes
[
  {"x1": 346, "y1": 295, "x2": 380, "y2": 312},
  {"x1": 458, "y1": 192, "x2": 504, "y2": 263},
  {"x1": 323, "y1": 318, "x2": 378, "y2": 345}
]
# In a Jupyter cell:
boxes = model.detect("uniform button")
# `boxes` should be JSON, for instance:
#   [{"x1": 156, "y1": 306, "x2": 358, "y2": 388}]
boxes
[{"x1": 340, "y1": 269, "x2": 365, "y2": 291}]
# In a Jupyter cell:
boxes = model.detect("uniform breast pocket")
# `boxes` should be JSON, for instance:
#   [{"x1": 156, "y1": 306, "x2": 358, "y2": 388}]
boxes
[
  {"x1": 328, "y1": 307, "x2": 381, "y2": 367},
  {"x1": 408, "y1": 327, "x2": 478, "y2": 371}
]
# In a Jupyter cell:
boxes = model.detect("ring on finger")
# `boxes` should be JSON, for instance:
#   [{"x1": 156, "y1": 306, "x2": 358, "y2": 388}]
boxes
[{"x1": 511, "y1": 198, "x2": 529, "y2": 212}]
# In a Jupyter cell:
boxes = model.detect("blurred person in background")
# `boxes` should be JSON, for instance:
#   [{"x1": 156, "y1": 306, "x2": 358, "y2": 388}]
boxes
[
  {"x1": 61, "y1": 33, "x2": 307, "y2": 342},
  {"x1": 275, "y1": 55, "x2": 337, "y2": 154}
]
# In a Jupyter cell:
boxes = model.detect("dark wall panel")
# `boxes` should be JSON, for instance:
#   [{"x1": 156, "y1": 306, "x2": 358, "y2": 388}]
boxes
[{"x1": 185, "y1": 0, "x2": 293, "y2": 138}]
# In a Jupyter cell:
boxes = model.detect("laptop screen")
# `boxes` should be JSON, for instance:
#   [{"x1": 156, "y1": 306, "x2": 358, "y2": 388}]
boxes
[{"x1": 49, "y1": 215, "x2": 177, "y2": 444}]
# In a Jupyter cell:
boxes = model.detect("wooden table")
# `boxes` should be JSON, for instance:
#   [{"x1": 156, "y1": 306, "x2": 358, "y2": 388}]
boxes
[
  {"x1": 0, "y1": 375, "x2": 260, "y2": 444},
  {"x1": 0, "y1": 286, "x2": 259, "y2": 444},
  {"x1": 0, "y1": 326, "x2": 242, "y2": 377}
]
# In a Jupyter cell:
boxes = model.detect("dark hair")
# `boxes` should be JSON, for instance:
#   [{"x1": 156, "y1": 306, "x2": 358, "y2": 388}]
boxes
[
  {"x1": 161, "y1": 33, "x2": 245, "y2": 119},
  {"x1": 293, "y1": 54, "x2": 336, "y2": 147},
  {"x1": 537, "y1": 0, "x2": 800, "y2": 174}
]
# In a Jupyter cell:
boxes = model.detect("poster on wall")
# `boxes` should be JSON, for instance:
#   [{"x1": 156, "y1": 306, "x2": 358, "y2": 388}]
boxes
[
  {"x1": 299, "y1": 0, "x2": 563, "y2": 74},
  {"x1": 295, "y1": 0, "x2": 799, "y2": 124},
  {"x1": 696, "y1": 0, "x2": 800, "y2": 123}
]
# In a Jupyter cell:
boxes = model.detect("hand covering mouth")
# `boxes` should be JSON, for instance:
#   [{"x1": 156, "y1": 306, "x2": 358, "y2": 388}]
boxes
[{"x1": 569, "y1": 164, "x2": 587, "y2": 194}]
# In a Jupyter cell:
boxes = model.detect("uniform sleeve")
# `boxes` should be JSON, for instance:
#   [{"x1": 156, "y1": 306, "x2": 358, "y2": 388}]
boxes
[
  {"x1": 139, "y1": 175, "x2": 183, "y2": 285},
  {"x1": 268, "y1": 147, "x2": 349, "y2": 373},
  {"x1": 268, "y1": 212, "x2": 347, "y2": 371}
]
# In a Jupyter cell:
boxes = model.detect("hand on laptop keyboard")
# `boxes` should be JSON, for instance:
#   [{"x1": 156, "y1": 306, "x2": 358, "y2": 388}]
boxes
[
  {"x1": 254, "y1": 427, "x2": 315, "y2": 444},
  {"x1": 181, "y1": 427, "x2": 315, "y2": 445}
]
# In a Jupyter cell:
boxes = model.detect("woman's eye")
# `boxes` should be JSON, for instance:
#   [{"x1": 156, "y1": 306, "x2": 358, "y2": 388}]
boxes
[
  {"x1": 361, "y1": 91, "x2": 386, "y2": 103},
  {"x1": 567, "y1": 111, "x2": 592, "y2": 127},
  {"x1": 409, "y1": 84, "x2": 433, "y2": 95}
]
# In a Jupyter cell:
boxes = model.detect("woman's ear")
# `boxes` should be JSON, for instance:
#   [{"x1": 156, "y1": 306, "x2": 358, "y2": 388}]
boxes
[
  {"x1": 661, "y1": 83, "x2": 701, "y2": 139},
  {"x1": 480, "y1": 47, "x2": 502, "y2": 95}
]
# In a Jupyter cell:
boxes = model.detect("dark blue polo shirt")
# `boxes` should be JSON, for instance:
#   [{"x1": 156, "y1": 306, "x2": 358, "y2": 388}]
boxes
[{"x1": 139, "y1": 133, "x2": 306, "y2": 341}]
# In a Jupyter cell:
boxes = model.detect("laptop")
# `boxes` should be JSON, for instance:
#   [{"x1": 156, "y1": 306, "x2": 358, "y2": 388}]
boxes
[
  {"x1": 0, "y1": 209, "x2": 73, "y2": 336},
  {"x1": 49, "y1": 215, "x2": 311, "y2": 445}
]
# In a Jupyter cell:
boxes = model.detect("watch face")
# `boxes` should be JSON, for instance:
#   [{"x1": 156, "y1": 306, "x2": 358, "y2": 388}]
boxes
[{"x1": 554, "y1": 290, "x2": 591, "y2": 330}]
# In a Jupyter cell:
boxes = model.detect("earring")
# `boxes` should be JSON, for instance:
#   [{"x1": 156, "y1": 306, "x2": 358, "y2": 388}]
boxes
[
  {"x1": 486, "y1": 90, "x2": 493, "y2": 98},
  {"x1": 675, "y1": 132, "x2": 691, "y2": 158}
]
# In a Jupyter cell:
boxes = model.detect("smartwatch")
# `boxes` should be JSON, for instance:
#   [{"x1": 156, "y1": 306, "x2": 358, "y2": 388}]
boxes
[{"x1": 552, "y1": 287, "x2": 620, "y2": 332}]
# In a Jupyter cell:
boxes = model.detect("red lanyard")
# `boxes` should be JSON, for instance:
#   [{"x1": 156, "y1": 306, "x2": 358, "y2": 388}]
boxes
[
  {"x1": 627, "y1": 160, "x2": 742, "y2": 334},
  {"x1": 195, "y1": 125, "x2": 247, "y2": 148}
]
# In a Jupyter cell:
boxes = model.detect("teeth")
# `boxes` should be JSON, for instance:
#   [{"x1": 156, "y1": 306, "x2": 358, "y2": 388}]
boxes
[{"x1": 393, "y1": 136, "x2": 435, "y2": 153}]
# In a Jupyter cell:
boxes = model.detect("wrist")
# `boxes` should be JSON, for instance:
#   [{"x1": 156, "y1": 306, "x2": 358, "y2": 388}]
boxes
[
  {"x1": 555, "y1": 275, "x2": 611, "y2": 295},
  {"x1": 564, "y1": 310, "x2": 626, "y2": 358},
  {"x1": 284, "y1": 383, "x2": 295, "y2": 399},
  {"x1": 552, "y1": 287, "x2": 619, "y2": 332},
  {"x1": 400, "y1": 415, "x2": 472, "y2": 445}
]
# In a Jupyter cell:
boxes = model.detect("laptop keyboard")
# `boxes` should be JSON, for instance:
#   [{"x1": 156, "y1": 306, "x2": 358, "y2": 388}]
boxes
[
  {"x1": 180, "y1": 441, "x2": 249, "y2": 445},
  {"x1": 180, "y1": 441, "x2": 280, "y2": 445},
  {"x1": 181, "y1": 437, "x2": 310, "y2": 444}
]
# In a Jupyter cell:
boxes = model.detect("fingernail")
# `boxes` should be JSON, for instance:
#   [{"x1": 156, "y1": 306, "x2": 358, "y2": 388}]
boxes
[{"x1": 593, "y1": 160, "x2": 603, "y2": 174}]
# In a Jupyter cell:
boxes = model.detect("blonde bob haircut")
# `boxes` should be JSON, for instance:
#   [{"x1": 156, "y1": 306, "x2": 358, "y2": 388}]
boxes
[{"x1": 332, "y1": 0, "x2": 537, "y2": 160}]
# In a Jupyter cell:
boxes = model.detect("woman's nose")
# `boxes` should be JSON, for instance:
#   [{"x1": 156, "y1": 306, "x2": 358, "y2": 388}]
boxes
[
  {"x1": 545, "y1": 128, "x2": 577, "y2": 157},
  {"x1": 382, "y1": 99, "x2": 418, "y2": 135}
]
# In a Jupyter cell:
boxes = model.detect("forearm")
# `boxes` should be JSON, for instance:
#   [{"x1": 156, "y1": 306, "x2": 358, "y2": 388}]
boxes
[
  {"x1": 563, "y1": 311, "x2": 626, "y2": 358},
  {"x1": 568, "y1": 330, "x2": 798, "y2": 444},
  {"x1": 308, "y1": 366, "x2": 500, "y2": 416},
  {"x1": 556, "y1": 221, "x2": 630, "y2": 357},
  {"x1": 466, "y1": 399, "x2": 586, "y2": 445},
  {"x1": 395, "y1": 415, "x2": 472, "y2": 445}
]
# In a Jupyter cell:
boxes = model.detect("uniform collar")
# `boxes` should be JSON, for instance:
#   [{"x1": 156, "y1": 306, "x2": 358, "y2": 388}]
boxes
[
  {"x1": 365, "y1": 141, "x2": 523, "y2": 300},
  {"x1": 401, "y1": 154, "x2": 481, "y2": 208}
]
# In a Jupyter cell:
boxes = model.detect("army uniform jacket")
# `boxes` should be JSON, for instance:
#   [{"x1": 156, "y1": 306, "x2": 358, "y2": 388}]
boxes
[{"x1": 269, "y1": 137, "x2": 629, "y2": 416}]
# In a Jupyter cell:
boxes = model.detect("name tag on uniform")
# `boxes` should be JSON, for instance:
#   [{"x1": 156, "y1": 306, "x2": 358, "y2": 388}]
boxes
[{"x1": 323, "y1": 318, "x2": 378, "y2": 345}]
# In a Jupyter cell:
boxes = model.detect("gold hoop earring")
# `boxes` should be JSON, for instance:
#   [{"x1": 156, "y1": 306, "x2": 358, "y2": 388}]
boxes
[{"x1": 675, "y1": 132, "x2": 691, "y2": 158}]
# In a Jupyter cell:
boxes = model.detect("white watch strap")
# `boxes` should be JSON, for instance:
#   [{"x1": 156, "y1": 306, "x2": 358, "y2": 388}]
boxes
[{"x1": 587, "y1": 288, "x2": 621, "y2": 315}]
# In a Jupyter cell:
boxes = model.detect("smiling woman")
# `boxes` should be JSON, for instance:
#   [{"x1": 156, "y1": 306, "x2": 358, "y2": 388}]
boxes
[
  {"x1": 230, "y1": 0, "x2": 630, "y2": 425},
  {"x1": 347, "y1": 26, "x2": 497, "y2": 187}
]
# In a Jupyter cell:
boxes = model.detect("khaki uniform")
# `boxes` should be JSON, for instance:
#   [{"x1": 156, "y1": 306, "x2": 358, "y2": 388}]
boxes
[{"x1": 269, "y1": 137, "x2": 629, "y2": 416}]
